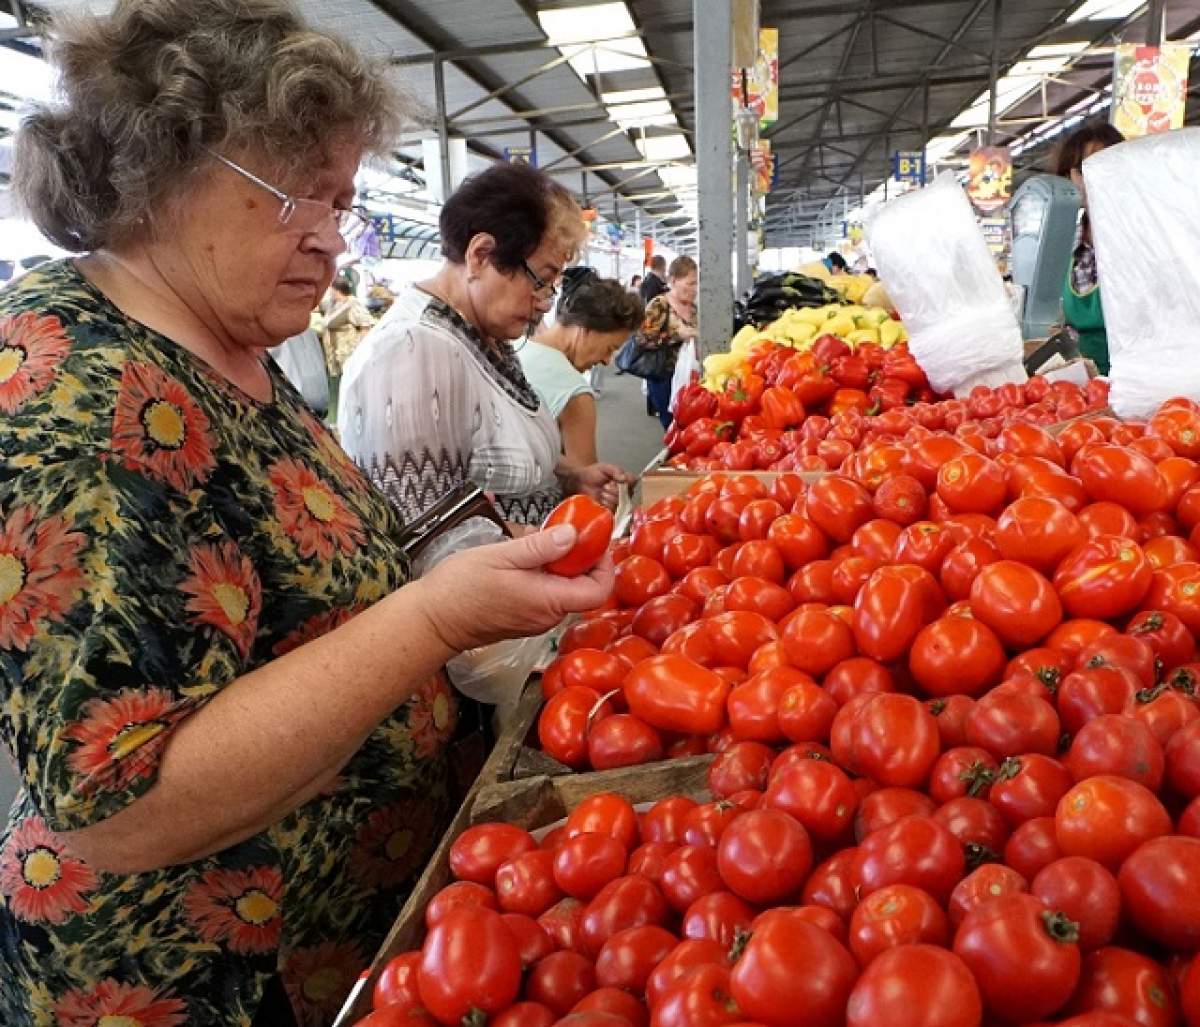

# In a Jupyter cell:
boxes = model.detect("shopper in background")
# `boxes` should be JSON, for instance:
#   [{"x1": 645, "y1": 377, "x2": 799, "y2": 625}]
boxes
[
  {"x1": 634, "y1": 254, "x2": 698, "y2": 428},
  {"x1": 2, "y1": 2, "x2": 612, "y2": 1025},
  {"x1": 321, "y1": 275, "x2": 373, "y2": 416},
  {"x1": 1054, "y1": 121, "x2": 1124, "y2": 375},
  {"x1": 639, "y1": 253, "x2": 669, "y2": 303},
  {"x1": 521, "y1": 270, "x2": 643, "y2": 465},
  {"x1": 823, "y1": 250, "x2": 849, "y2": 274},
  {"x1": 339, "y1": 161, "x2": 632, "y2": 526},
  {"x1": 630, "y1": 273, "x2": 643, "y2": 293}
]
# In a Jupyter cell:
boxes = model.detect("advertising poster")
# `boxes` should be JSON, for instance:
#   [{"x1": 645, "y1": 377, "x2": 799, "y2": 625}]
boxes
[
  {"x1": 732, "y1": 28, "x2": 779, "y2": 128},
  {"x1": 966, "y1": 146, "x2": 1013, "y2": 215},
  {"x1": 750, "y1": 140, "x2": 774, "y2": 195},
  {"x1": 1112, "y1": 43, "x2": 1191, "y2": 137}
]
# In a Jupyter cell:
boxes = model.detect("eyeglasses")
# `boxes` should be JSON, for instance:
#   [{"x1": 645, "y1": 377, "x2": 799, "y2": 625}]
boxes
[
  {"x1": 207, "y1": 151, "x2": 371, "y2": 238},
  {"x1": 522, "y1": 260, "x2": 560, "y2": 297}
]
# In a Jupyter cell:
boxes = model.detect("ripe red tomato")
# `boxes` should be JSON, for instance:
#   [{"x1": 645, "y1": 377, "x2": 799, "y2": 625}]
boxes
[
  {"x1": 659, "y1": 845, "x2": 722, "y2": 913},
  {"x1": 723, "y1": 575, "x2": 792, "y2": 623},
  {"x1": 939, "y1": 537, "x2": 1001, "y2": 601},
  {"x1": 681, "y1": 801, "x2": 743, "y2": 848},
  {"x1": 854, "y1": 787, "x2": 937, "y2": 841},
  {"x1": 560, "y1": 618, "x2": 621, "y2": 656},
  {"x1": 1118, "y1": 835, "x2": 1200, "y2": 950},
  {"x1": 580, "y1": 875, "x2": 669, "y2": 956},
  {"x1": 500, "y1": 913, "x2": 555, "y2": 969},
  {"x1": 374, "y1": 951, "x2": 423, "y2": 1012},
  {"x1": 644, "y1": 938, "x2": 728, "y2": 1008},
  {"x1": 495, "y1": 849, "x2": 562, "y2": 917},
  {"x1": 850, "y1": 693, "x2": 940, "y2": 788},
  {"x1": 847, "y1": 883, "x2": 949, "y2": 965},
  {"x1": 937, "y1": 452, "x2": 1007, "y2": 514},
  {"x1": 1166, "y1": 717, "x2": 1200, "y2": 797},
  {"x1": 893, "y1": 521, "x2": 956, "y2": 574},
  {"x1": 705, "y1": 610, "x2": 779, "y2": 670},
  {"x1": 623, "y1": 655, "x2": 730, "y2": 736},
  {"x1": 929, "y1": 746, "x2": 998, "y2": 804},
  {"x1": 1074, "y1": 444, "x2": 1168, "y2": 516},
  {"x1": 1065, "y1": 947, "x2": 1181, "y2": 1027},
  {"x1": 726, "y1": 667, "x2": 810, "y2": 744},
  {"x1": 1031, "y1": 856, "x2": 1121, "y2": 952},
  {"x1": 730, "y1": 539, "x2": 786, "y2": 585},
  {"x1": 856, "y1": 814, "x2": 965, "y2": 905},
  {"x1": 1057, "y1": 666, "x2": 1141, "y2": 737},
  {"x1": 948, "y1": 863, "x2": 1028, "y2": 929},
  {"x1": 970, "y1": 561, "x2": 1063, "y2": 649},
  {"x1": 928, "y1": 694, "x2": 975, "y2": 749},
  {"x1": 776, "y1": 680, "x2": 838, "y2": 744},
  {"x1": 424, "y1": 881, "x2": 497, "y2": 929},
  {"x1": 767, "y1": 514, "x2": 829, "y2": 571},
  {"x1": 587, "y1": 714, "x2": 664, "y2": 771},
  {"x1": 565, "y1": 794, "x2": 639, "y2": 852},
  {"x1": 805, "y1": 475, "x2": 875, "y2": 544},
  {"x1": 1055, "y1": 775, "x2": 1172, "y2": 871},
  {"x1": 853, "y1": 564, "x2": 942, "y2": 663},
  {"x1": 873, "y1": 473, "x2": 928, "y2": 525},
  {"x1": 716, "y1": 808, "x2": 813, "y2": 905},
  {"x1": 989, "y1": 754, "x2": 1074, "y2": 827},
  {"x1": 594, "y1": 923, "x2": 676, "y2": 995},
  {"x1": 1064, "y1": 714, "x2": 1165, "y2": 790},
  {"x1": 537, "y1": 897, "x2": 586, "y2": 952},
  {"x1": 846, "y1": 944, "x2": 982, "y2": 1027},
  {"x1": 764, "y1": 756, "x2": 858, "y2": 843},
  {"x1": 448, "y1": 824, "x2": 538, "y2": 887},
  {"x1": 965, "y1": 689, "x2": 1061, "y2": 759},
  {"x1": 613, "y1": 555, "x2": 671, "y2": 607},
  {"x1": 631, "y1": 595, "x2": 698, "y2": 649},
  {"x1": 641, "y1": 796, "x2": 697, "y2": 846},
  {"x1": 486, "y1": 1002, "x2": 555, "y2": 1027},
  {"x1": 994, "y1": 495, "x2": 1084, "y2": 573},
  {"x1": 1054, "y1": 536, "x2": 1153, "y2": 620},
  {"x1": 552, "y1": 833, "x2": 628, "y2": 901},
  {"x1": 680, "y1": 890, "x2": 755, "y2": 947},
  {"x1": 953, "y1": 893, "x2": 1081, "y2": 1023},
  {"x1": 934, "y1": 796, "x2": 1009, "y2": 857},
  {"x1": 706, "y1": 740, "x2": 774, "y2": 798},
  {"x1": 909, "y1": 615, "x2": 1006, "y2": 698},
  {"x1": 544, "y1": 495, "x2": 615, "y2": 576},
  {"x1": 417, "y1": 907, "x2": 522, "y2": 1023},
  {"x1": 1128, "y1": 608, "x2": 1195, "y2": 671},
  {"x1": 525, "y1": 950, "x2": 596, "y2": 1016},
  {"x1": 730, "y1": 916, "x2": 858, "y2": 1027},
  {"x1": 780, "y1": 607, "x2": 856, "y2": 676},
  {"x1": 539, "y1": 686, "x2": 615, "y2": 769}
]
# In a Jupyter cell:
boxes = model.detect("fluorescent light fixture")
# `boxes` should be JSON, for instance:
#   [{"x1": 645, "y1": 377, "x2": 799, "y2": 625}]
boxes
[
  {"x1": 1067, "y1": 0, "x2": 1144, "y2": 23},
  {"x1": 601, "y1": 87, "x2": 667, "y2": 104},
  {"x1": 637, "y1": 134, "x2": 691, "y2": 161},
  {"x1": 609, "y1": 100, "x2": 676, "y2": 129},
  {"x1": 568, "y1": 40, "x2": 650, "y2": 77},
  {"x1": 539, "y1": 3, "x2": 650, "y2": 79},
  {"x1": 950, "y1": 42, "x2": 1088, "y2": 129},
  {"x1": 924, "y1": 132, "x2": 970, "y2": 162}
]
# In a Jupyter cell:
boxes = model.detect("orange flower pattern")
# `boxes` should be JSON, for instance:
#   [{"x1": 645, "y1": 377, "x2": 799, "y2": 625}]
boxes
[
  {"x1": 0, "y1": 262, "x2": 465, "y2": 1027},
  {"x1": 0, "y1": 310, "x2": 71, "y2": 414},
  {"x1": 0, "y1": 505, "x2": 87, "y2": 652},
  {"x1": 0, "y1": 815, "x2": 98, "y2": 924}
]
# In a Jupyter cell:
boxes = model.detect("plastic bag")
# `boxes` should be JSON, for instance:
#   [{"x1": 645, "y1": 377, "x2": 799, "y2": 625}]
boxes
[
  {"x1": 670, "y1": 340, "x2": 700, "y2": 413},
  {"x1": 412, "y1": 516, "x2": 550, "y2": 708},
  {"x1": 1086, "y1": 129, "x2": 1200, "y2": 418},
  {"x1": 866, "y1": 174, "x2": 1026, "y2": 395}
]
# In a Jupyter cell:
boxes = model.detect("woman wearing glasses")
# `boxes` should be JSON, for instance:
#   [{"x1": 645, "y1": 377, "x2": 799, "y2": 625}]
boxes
[
  {"x1": 339, "y1": 162, "x2": 632, "y2": 526},
  {"x1": 0, "y1": 2, "x2": 612, "y2": 1025}
]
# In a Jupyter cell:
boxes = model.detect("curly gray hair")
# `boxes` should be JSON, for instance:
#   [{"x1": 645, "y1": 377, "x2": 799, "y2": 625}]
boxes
[{"x1": 14, "y1": 0, "x2": 406, "y2": 252}]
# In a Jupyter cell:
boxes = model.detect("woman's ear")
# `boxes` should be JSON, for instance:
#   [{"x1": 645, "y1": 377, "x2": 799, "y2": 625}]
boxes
[{"x1": 465, "y1": 233, "x2": 498, "y2": 278}]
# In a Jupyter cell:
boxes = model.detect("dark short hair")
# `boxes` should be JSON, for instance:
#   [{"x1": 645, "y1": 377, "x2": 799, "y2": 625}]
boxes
[
  {"x1": 826, "y1": 251, "x2": 848, "y2": 271},
  {"x1": 668, "y1": 255, "x2": 697, "y2": 281},
  {"x1": 556, "y1": 271, "x2": 644, "y2": 333},
  {"x1": 439, "y1": 161, "x2": 583, "y2": 271},
  {"x1": 650, "y1": 255, "x2": 667, "y2": 272},
  {"x1": 1054, "y1": 122, "x2": 1125, "y2": 178}
]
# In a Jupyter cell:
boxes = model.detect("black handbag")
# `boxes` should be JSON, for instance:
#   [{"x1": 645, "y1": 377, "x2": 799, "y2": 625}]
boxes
[{"x1": 615, "y1": 335, "x2": 676, "y2": 379}]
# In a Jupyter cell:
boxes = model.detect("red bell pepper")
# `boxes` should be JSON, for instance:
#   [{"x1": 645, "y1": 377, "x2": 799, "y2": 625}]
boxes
[
  {"x1": 813, "y1": 333, "x2": 851, "y2": 365},
  {"x1": 673, "y1": 381, "x2": 719, "y2": 428},
  {"x1": 760, "y1": 385, "x2": 806, "y2": 429},
  {"x1": 716, "y1": 371, "x2": 765, "y2": 422}
]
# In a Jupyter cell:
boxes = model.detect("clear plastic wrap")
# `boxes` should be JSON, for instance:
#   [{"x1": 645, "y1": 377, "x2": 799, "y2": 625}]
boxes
[
  {"x1": 1085, "y1": 128, "x2": 1200, "y2": 418},
  {"x1": 866, "y1": 174, "x2": 1026, "y2": 395},
  {"x1": 412, "y1": 517, "x2": 551, "y2": 709}
]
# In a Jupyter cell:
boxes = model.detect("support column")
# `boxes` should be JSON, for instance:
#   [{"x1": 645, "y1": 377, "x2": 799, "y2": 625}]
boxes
[
  {"x1": 735, "y1": 152, "x2": 751, "y2": 298},
  {"x1": 694, "y1": 0, "x2": 734, "y2": 358},
  {"x1": 987, "y1": 0, "x2": 1002, "y2": 144},
  {"x1": 1147, "y1": 0, "x2": 1165, "y2": 44},
  {"x1": 433, "y1": 58, "x2": 453, "y2": 201}
]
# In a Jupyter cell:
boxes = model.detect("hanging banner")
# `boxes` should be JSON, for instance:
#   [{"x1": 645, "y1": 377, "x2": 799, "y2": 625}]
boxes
[
  {"x1": 749, "y1": 140, "x2": 773, "y2": 195},
  {"x1": 731, "y1": 27, "x2": 779, "y2": 129},
  {"x1": 966, "y1": 146, "x2": 1012, "y2": 215},
  {"x1": 1112, "y1": 43, "x2": 1191, "y2": 137}
]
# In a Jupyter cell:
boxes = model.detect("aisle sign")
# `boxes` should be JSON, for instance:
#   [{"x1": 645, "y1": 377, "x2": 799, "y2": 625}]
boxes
[
  {"x1": 731, "y1": 28, "x2": 779, "y2": 128},
  {"x1": 966, "y1": 146, "x2": 1012, "y2": 215},
  {"x1": 504, "y1": 145, "x2": 537, "y2": 166},
  {"x1": 1112, "y1": 43, "x2": 1191, "y2": 137},
  {"x1": 892, "y1": 151, "x2": 925, "y2": 185}
]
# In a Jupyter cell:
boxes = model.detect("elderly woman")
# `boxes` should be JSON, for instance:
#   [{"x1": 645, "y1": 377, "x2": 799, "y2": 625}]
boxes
[
  {"x1": 339, "y1": 163, "x2": 632, "y2": 526},
  {"x1": 0, "y1": 3, "x2": 612, "y2": 1025},
  {"x1": 521, "y1": 271, "x2": 643, "y2": 466},
  {"x1": 634, "y1": 254, "x2": 698, "y2": 428}
]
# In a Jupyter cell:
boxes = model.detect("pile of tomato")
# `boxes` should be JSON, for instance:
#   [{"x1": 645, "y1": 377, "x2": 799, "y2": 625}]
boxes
[
  {"x1": 667, "y1": 350, "x2": 1110, "y2": 473},
  {"x1": 355, "y1": 396, "x2": 1200, "y2": 1027}
]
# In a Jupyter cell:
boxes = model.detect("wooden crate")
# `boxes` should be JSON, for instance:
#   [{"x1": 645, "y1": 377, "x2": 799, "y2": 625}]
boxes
[{"x1": 334, "y1": 755, "x2": 714, "y2": 1026}]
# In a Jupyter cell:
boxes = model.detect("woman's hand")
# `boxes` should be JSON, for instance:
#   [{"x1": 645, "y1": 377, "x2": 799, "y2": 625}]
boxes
[
  {"x1": 564, "y1": 461, "x2": 634, "y2": 510},
  {"x1": 415, "y1": 526, "x2": 615, "y2": 653}
]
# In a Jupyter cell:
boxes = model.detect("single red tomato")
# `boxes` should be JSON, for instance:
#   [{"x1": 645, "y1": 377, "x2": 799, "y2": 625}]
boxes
[
  {"x1": 1064, "y1": 947, "x2": 1181, "y2": 1027},
  {"x1": 970, "y1": 561, "x2": 1063, "y2": 649},
  {"x1": 953, "y1": 893, "x2": 1081, "y2": 1023},
  {"x1": 580, "y1": 875, "x2": 669, "y2": 957},
  {"x1": 644, "y1": 937, "x2": 729, "y2": 1008},
  {"x1": 417, "y1": 907, "x2": 522, "y2": 1023},
  {"x1": 1064, "y1": 714, "x2": 1165, "y2": 790},
  {"x1": 566, "y1": 794, "x2": 640, "y2": 852},
  {"x1": 1055, "y1": 775, "x2": 1172, "y2": 871},
  {"x1": 929, "y1": 746, "x2": 998, "y2": 804},
  {"x1": 1004, "y1": 816, "x2": 1063, "y2": 881},
  {"x1": 560, "y1": 617, "x2": 621, "y2": 655},
  {"x1": 1054, "y1": 536, "x2": 1153, "y2": 621},
  {"x1": 1142, "y1": 561, "x2": 1200, "y2": 635},
  {"x1": 659, "y1": 844, "x2": 723, "y2": 913},
  {"x1": 893, "y1": 521, "x2": 956, "y2": 575},
  {"x1": 525, "y1": 950, "x2": 596, "y2": 1016},
  {"x1": 823, "y1": 656, "x2": 896, "y2": 707},
  {"x1": 1118, "y1": 835, "x2": 1200, "y2": 950},
  {"x1": 801, "y1": 848, "x2": 862, "y2": 922},
  {"x1": 1073, "y1": 444, "x2": 1168, "y2": 516},
  {"x1": 641, "y1": 796, "x2": 697, "y2": 846},
  {"x1": 1057, "y1": 666, "x2": 1142, "y2": 737},
  {"x1": 948, "y1": 863, "x2": 1028, "y2": 929},
  {"x1": 845, "y1": 944, "x2": 982, "y2": 1027},
  {"x1": 995, "y1": 495, "x2": 1084, "y2": 573},
  {"x1": 587, "y1": 715, "x2": 664, "y2": 772},
  {"x1": 780, "y1": 607, "x2": 856, "y2": 676},
  {"x1": 495, "y1": 849, "x2": 562, "y2": 918},
  {"x1": 853, "y1": 564, "x2": 942, "y2": 664},
  {"x1": 854, "y1": 787, "x2": 937, "y2": 841},
  {"x1": 806, "y1": 475, "x2": 875, "y2": 543},
  {"x1": 933, "y1": 796, "x2": 1010, "y2": 859},
  {"x1": 850, "y1": 693, "x2": 940, "y2": 788},
  {"x1": 680, "y1": 891, "x2": 756, "y2": 948},
  {"x1": 544, "y1": 495, "x2": 616, "y2": 576},
  {"x1": 939, "y1": 537, "x2": 1002, "y2": 602},
  {"x1": 847, "y1": 883, "x2": 949, "y2": 965},
  {"x1": 965, "y1": 689, "x2": 1061, "y2": 759},
  {"x1": 989, "y1": 753, "x2": 1074, "y2": 828},
  {"x1": 374, "y1": 951, "x2": 423, "y2": 1012},
  {"x1": 937, "y1": 452, "x2": 1007, "y2": 514},
  {"x1": 487, "y1": 1003, "x2": 555, "y2": 1027},
  {"x1": 856, "y1": 814, "x2": 966, "y2": 905},
  {"x1": 1031, "y1": 856, "x2": 1121, "y2": 952},
  {"x1": 623, "y1": 655, "x2": 730, "y2": 736},
  {"x1": 716, "y1": 808, "x2": 813, "y2": 906},
  {"x1": 909, "y1": 615, "x2": 1006, "y2": 698},
  {"x1": 928, "y1": 694, "x2": 975, "y2": 749},
  {"x1": 448, "y1": 824, "x2": 538, "y2": 887},
  {"x1": 764, "y1": 756, "x2": 858, "y2": 843},
  {"x1": 613, "y1": 555, "x2": 671, "y2": 608},
  {"x1": 424, "y1": 881, "x2": 497, "y2": 929},
  {"x1": 594, "y1": 923, "x2": 677, "y2": 995},
  {"x1": 539, "y1": 686, "x2": 615, "y2": 769},
  {"x1": 552, "y1": 833, "x2": 629, "y2": 901}
]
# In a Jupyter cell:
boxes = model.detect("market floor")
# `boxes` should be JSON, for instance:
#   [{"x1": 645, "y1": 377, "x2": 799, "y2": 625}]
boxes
[{"x1": 593, "y1": 367, "x2": 668, "y2": 475}]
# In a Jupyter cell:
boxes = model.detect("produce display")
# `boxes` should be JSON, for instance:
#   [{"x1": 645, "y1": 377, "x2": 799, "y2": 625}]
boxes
[
  {"x1": 732, "y1": 271, "x2": 841, "y2": 332},
  {"x1": 669, "y1": 338, "x2": 1110, "y2": 472},
  {"x1": 357, "y1": 396, "x2": 1200, "y2": 1027}
]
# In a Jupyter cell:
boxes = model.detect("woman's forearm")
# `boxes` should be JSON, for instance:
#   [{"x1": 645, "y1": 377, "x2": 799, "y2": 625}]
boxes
[{"x1": 61, "y1": 581, "x2": 455, "y2": 874}]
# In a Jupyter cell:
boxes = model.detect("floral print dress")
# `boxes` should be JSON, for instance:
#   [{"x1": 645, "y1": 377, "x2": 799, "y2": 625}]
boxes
[{"x1": 0, "y1": 262, "x2": 462, "y2": 1027}]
